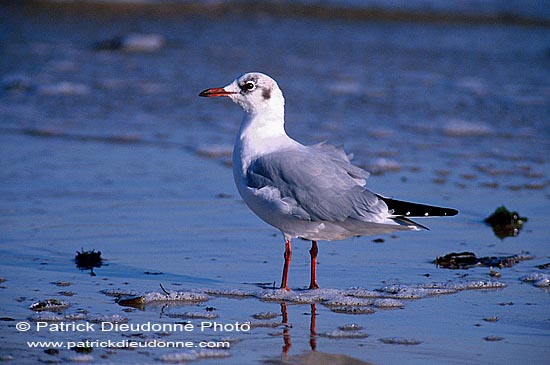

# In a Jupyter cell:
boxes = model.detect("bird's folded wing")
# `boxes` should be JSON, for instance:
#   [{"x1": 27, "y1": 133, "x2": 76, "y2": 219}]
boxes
[{"x1": 245, "y1": 146, "x2": 387, "y2": 223}]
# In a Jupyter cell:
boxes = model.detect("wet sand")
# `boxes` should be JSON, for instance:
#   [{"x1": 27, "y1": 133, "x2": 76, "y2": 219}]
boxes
[
  {"x1": 1, "y1": 131, "x2": 549, "y2": 364},
  {"x1": 1, "y1": 2, "x2": 549, "y2": 364}
]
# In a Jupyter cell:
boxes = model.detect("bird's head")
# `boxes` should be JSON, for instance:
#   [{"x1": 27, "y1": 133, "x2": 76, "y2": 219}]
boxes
[{"x1": 199, "y1": 72, "x2": 284, "y2": 115}]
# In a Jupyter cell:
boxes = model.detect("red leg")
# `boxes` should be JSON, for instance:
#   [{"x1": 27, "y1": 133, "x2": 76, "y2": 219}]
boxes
[
  {"x1": 308, "y1": 240, "x2": 320, "y2": 289},
  {"x1": 280, "y1": 239, "x2": 292, "y2": 291}
]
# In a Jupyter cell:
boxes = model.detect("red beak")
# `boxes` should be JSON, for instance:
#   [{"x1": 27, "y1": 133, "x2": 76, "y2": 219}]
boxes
[{"x1": 198, "y1": 87, "x2": 236, "y2": 97}]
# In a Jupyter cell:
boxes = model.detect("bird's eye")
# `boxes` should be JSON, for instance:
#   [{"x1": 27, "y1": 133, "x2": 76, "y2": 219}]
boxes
[{"x1": 242, "y1": 81, "x2": 256, "y2": 91}]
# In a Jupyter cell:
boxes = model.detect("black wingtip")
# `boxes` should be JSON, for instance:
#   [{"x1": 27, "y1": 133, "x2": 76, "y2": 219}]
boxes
[
  {"x1": 444, "y1": 207, "x2": 460, "y2": 217},
  {"x1": 393, "y1": 216, "x2": 431, "y2": 230},
  {"x1": 377, "y1": 195, "x2": 459, "y2": 218}
]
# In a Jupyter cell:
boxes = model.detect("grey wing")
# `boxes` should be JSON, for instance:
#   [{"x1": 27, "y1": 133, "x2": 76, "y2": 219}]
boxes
[
  {"x1": 312, "y1": 142, "x2": 370, "y2": 181},
  {"x1": 246, "y1": 146, "x2": 388, "y2": 223}
]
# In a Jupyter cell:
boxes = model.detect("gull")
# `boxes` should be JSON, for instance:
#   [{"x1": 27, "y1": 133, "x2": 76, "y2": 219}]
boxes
[{"x1": 199, "y1": 72, "x2": 458, "y2": 290}]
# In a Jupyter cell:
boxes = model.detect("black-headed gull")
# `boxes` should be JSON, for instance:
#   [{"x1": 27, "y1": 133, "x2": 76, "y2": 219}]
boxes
[{"x1": 199, "y1": 72, "x2": 458, "y2": 290}]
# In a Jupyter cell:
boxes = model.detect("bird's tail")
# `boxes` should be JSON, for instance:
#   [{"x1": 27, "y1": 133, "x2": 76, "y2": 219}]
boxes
[{"x1": 377, "y1": 195, "x2": 459, "y2": 231}]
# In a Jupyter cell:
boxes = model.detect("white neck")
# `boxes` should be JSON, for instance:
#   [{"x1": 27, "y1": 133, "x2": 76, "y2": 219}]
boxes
[
  {"x1": 233, "y1": 108, "x2": 298, "y2": 177},
  {"x1": 239, "y1": 106, "x2": 285, "y2": 139}
]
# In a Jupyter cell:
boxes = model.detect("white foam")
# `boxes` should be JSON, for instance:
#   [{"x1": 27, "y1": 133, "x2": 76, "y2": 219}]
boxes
[
  {"x1": 377, "y1": 280, "x2": 505, "y2": 299},
  {"x1": 142, "y1": 291, "x2": 209, "y2": 303},
  {"x1": 160, "y1": 351, "x2": 196, "y2": 362},
  {"x1": 30, "y1": 312, "x2": 87, "y2": 322},
  {"x1": 159, "y1": 349, "x2": 231, "y2": 363},
  {"x1": 458, "y1": 281, "x2": 506, "y2": 290},
  {"x1": 165, "y1": 311, "x2": 218, "y2": 320},
  {"x1": 29, "y1": 313, "x2": 64, "y2": 322},
  {"x1": 345, "y1": 288, "x2": 381, "y2": 298},
  {"x1": 373, "y1": 298, "x2": 405, "y2": 308},
  {"x1": 521, "y1": 273, "x2": 550, "y2": 287},
  {"x1": 380, "y1": 337, "x2": 422, "y2": 345},
  {"x1": 68, "y1": 354, "x2": 94, "y2": 362},
  {"x1": 330, "y1": 307, "x2": 376, "y2": 314},
  {"x1": 338, "y1": 323, "x2": 363, "y2": 331},
  {"x1": 101, "y1": 288, "x2": 139, "y2": 297},
  {"x1": 215, "y1": 337, "x2": 240, "y2": 344},
  {"x1": 203, "y1": 288, "x2": 256, "y2": 298},
  {"x1": 321, "y1": 330, "x2": 369, "y2": 338},
  {"x1": 248, "y1": 320, "x2": 283, "y2": 328},
  {"x1": 29, "y1": 299, "x2": 70, "y2": 311},
  {"x1": 324, "y1": 297, "x2": 373, "y2": 307},
  {"x1": 88, "y1": 314, "x2": 128, "y2": 323},
  {"x1": 64, "y1": 313, "x2": 87, "y2": 321},
  {"x1": 252, "y1": 311, "x2": 279, "y2": 320},
  {"x1": 106, "y1": 280, "x2": 506, "y2": 314},
  {"x1": 257, "y1": 289, "x2": 334, "y2": 303},
  {"x1": 376, "y1": 286, "x2": 426, "y2": 299}
]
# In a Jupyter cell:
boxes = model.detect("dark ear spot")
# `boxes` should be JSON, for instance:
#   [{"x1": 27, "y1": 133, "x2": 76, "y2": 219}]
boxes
[{"x1": 262, "y1": 87, "x2": 271, "y2": 100}]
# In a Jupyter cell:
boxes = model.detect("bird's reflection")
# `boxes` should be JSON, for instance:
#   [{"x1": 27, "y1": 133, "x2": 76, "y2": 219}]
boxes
[
  {"x1": 309, "y1": 303, "x2": 317, "y2": 351},
  {"x1": 280, "y1": 302, "x2": 292, "y2": 357},
  {"x1": 274, "y1": 302, "x2": 372, "y2": 365},
  {"x1": 280, "y1": 302, "x2": 317, "y2": 359}
]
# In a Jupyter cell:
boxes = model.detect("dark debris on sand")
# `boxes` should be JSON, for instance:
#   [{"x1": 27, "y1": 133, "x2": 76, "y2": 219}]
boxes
[
  {"x1": 74, "y1": 249, "x2": 103, "y2": 276},
  {"x1": 434, "y1": 251, "x2": 533, "y2": 269},
  {"x1": 484, "y1": 206, "x2": 528, "y2": 239}
]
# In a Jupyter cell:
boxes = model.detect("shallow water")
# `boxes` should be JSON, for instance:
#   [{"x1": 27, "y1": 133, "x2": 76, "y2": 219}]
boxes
[{"x1": 1, "y1": 2, "x2": 549, "y2": 364}]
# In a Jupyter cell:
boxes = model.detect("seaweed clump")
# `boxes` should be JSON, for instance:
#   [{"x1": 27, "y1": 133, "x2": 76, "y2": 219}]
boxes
[
  {"x1": 484, "y1": 206, "x2": 528, "y2": 239},
  {"x1": 29, "y1": 299, "x2": 70, "y2": 312},
  {"x1": 434, "y1": 251, "x2": 532, "y2": 269},
  {"x1": 75, "y1": 249, "x2": 103, "y2": 276}
]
